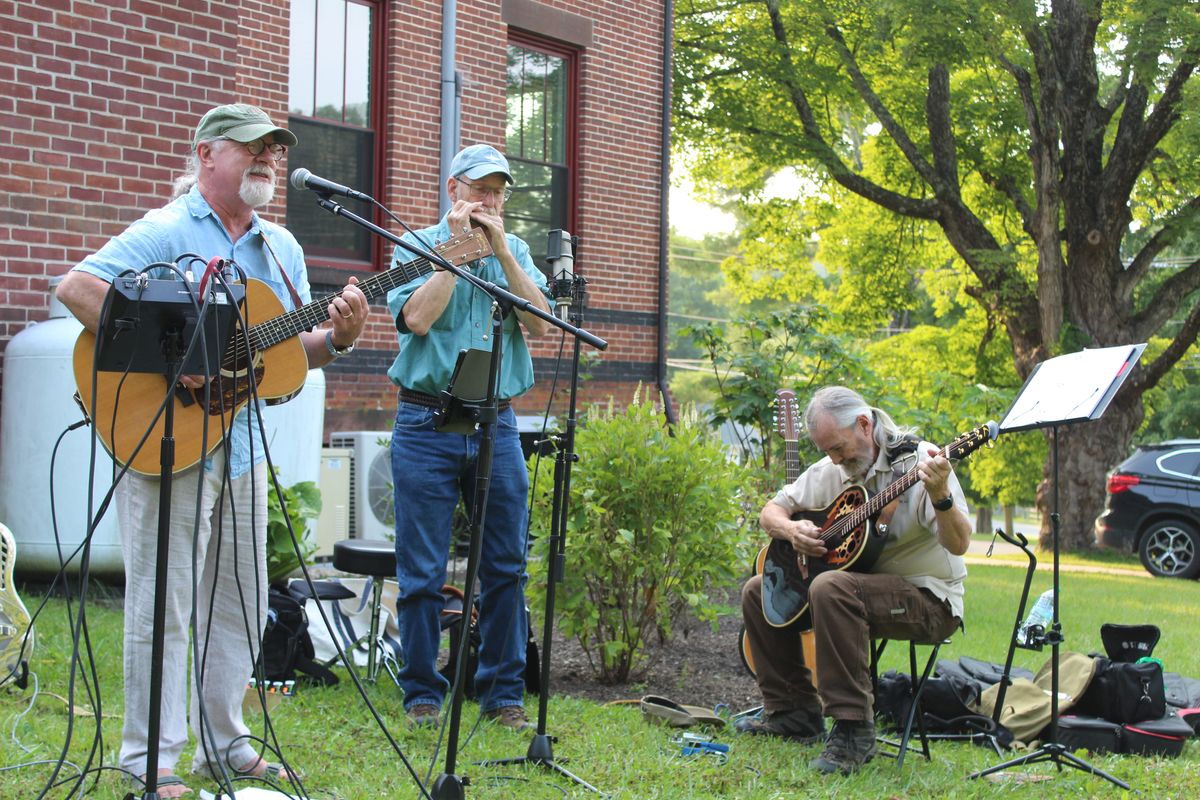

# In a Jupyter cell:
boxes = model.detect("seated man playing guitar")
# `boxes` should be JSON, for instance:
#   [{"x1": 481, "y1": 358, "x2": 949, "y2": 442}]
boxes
[{"x1": 739, "y1": 386, "x2": 972, "y2": 776}]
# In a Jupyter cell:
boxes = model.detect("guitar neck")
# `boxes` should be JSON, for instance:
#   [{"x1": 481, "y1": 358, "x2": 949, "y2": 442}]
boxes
[
  {"x1": 785, "y1": 440, "x2": 800, "y2": 484},
  {"x1": 248, "y1": 253, "x2": 438, "y2": 351},
  {"x1": 814, "y1": 422, "x2": 995, "y2": 545},
  {"x1": 829, "y1": 444, "x2": 946, "y2": 538}
]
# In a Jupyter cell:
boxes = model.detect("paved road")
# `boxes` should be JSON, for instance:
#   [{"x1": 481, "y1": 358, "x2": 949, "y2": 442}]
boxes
[{"x1": 964, "y1": 521, "x2": 1146, "y2": 576}]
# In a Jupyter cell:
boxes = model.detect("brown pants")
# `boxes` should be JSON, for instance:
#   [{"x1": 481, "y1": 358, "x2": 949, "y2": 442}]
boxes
[{"x1": 742, "y1": 570, "x2": 959, "y2": 721}]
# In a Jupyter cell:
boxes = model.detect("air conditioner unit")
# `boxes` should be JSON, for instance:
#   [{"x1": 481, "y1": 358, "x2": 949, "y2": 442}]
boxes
[
  {"x1": 313, "y1": 447, "x2": 352, "y2": 558},
  {"x1": 328, "y1": 431, "x2": 394, "y2": 542}
]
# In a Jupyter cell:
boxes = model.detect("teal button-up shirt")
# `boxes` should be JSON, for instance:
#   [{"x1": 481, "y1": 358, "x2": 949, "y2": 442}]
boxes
[
  {"x1": 73, "y1": 185, "x2": 311, "y2": 478},
  {"x1": 386, "y1": 214, "x2": 549, "y2": 400}
]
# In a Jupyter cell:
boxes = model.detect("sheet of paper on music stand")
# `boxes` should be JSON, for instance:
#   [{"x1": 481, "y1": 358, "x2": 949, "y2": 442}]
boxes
[{"x1": 999, "y1": 343, "x2": 1146, "y2": 433}]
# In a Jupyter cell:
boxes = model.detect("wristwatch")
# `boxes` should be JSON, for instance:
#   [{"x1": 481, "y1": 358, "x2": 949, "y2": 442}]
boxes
[
  {"x1": 325, "y1": 329, "x2": 354, "y2": 359},
  {"x1": 932, "y1": 495, "x2": 955, "y2": 512}
]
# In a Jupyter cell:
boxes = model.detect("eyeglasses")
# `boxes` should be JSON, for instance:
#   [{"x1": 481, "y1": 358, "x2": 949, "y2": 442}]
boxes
[
  {"x1": 226, "y1": 138, "x2": 287, "y2": 161},
  {"x1": 455, "y1": 177, "x2": 512, "y2": 202}
]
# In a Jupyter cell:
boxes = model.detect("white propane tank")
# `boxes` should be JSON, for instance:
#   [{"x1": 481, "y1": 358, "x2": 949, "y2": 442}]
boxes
[
  {"x1": 261, "y1": 367, "x2": 326, "y2": 489},
  {"x1": 0, "y1": 277, "x2": 124, "y2": 576}
]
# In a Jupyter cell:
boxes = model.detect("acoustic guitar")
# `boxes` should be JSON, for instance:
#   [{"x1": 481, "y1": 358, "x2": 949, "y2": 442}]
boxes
[
  {"x1": 0, "y1": 522, "x2": 33, "y2": 689},
  {"x1": 739, "y1": 389, "x2": 816, "y2": 679},
  {"x1": 757, "y1": 416, "x2": 999, "y2": 628},
  {"x1": 72, "y1": 229, "x2": 492, "y2": 476}
]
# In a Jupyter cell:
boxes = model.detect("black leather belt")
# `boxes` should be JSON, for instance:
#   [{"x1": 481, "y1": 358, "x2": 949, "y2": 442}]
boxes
[{"x1": 398, "y1": 387, "x2": 510, "y2": 411}]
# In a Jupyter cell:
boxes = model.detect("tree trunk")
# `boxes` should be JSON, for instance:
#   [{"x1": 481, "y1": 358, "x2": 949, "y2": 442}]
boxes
[
  {"x1": 974, "y1": 504, "x2": 993, "y2": 535},
  {"x1": 1035, "y1": 396, "x2": 1142, "y2": 551}
]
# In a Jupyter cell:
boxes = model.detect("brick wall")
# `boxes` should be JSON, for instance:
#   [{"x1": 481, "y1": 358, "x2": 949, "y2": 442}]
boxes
[
  {"x1": 0, "y1": 0, "x2": 278, "y2": 406},
  {"x1": 0, "y1": 0, "x2": 667, "y2": 430}
]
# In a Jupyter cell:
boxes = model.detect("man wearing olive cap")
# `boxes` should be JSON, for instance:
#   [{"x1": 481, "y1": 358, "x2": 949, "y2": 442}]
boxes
[
  {"x1": 386, "y1": 144, "x2": 551, "y2": 731},
  {"x1": 57, "y1": 103, "x2": 368, "y2": 795}
]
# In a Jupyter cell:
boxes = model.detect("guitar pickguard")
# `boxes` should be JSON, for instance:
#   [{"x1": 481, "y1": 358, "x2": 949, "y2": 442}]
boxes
[{"x1": 0, "y1": 523, "x2": 33, "y2": 687}]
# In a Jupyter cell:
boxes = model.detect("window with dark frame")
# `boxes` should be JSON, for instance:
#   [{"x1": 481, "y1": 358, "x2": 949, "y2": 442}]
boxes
[
  {"x1": 505, "y1": 36, "x2": 577, "y2": 271},
  {"x1": 286, "y1": 0, "x2": 378, "y2": 267}
]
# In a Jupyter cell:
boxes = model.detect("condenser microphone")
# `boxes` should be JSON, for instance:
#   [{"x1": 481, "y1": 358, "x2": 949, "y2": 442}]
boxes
[
  {"x1": 289, "y1": 168, "x2": 371, "y2": 201},
  {"x1": 546, "y1": 229, "x2": 575, "y2": 321}
]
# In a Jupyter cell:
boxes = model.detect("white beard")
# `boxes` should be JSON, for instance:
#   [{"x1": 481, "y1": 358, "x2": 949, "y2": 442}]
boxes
[{"x1": 239, "y1": 168, "x2": 276, "y2": 208}]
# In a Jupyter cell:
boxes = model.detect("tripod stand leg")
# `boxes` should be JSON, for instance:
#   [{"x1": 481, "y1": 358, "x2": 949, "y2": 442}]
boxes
[
  {"x1": 970, "y1": 743, "x2": 1130, "y2": 790},
  {"x1": 476, "y1": 308, "x2": 605, "y2": 795},
  {"x1": 478, "y1": 735, "x2": 604, "y2": 795}
]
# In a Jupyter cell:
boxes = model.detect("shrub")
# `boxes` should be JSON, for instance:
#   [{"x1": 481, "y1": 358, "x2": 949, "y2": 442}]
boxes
[
  {"x1": 528, "y1": 389, "x2": 757, "y2": 683},
  {"x1": 266, "y1": 473, "x2": 322, "y2": 585}
]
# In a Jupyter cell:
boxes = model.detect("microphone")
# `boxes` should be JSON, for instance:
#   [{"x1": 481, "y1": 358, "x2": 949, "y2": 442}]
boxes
[
  {"x1": 546, "y1": 229, "x2": 575, "y2": 322},
  {"x1": 289, "y1": 168, "x2": 371, "y2": 201}
]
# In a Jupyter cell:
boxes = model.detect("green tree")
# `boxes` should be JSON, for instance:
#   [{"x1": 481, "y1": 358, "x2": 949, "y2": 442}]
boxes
[
  {"x1": 676, "y1": 0, "x2": 1200, "y2": 549},
  {"x1": 668, "y1": 229, "x2": 741, "y2": 360},
  {"x1": 682, "y1": 304, "x2": 870, "y2": 478}
]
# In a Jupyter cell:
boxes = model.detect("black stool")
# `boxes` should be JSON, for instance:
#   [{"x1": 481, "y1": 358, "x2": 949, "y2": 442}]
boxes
[
  {"x1": 871, "y1": 637, "x2": 945, "y2": 768},
  {"x1": 333, "y1": 539, "x2": 397, "y2": 682}
]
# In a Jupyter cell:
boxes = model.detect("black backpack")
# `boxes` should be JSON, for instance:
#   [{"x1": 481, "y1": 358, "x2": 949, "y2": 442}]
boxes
[
  {"x1": 437, "y1": 586, "x2": 539, "y2": 700},
  {"x1": 257, "y1": 586, "x2": 338, "y2": 686}
]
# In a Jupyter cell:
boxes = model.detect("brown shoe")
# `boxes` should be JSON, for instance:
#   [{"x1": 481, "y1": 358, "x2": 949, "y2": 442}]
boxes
[
  {"x1": 483, "y1": 705, "x2": 533, "y2": 731},
  {"x1": 734, "y1": 707, "x2": 825, "y2": 743},
  {"x1": 810, "y1": 719, "x2": 877, "y2": 774},
  {"x1": 406, "y1": 703, "x2": 440, "y2": 728}
]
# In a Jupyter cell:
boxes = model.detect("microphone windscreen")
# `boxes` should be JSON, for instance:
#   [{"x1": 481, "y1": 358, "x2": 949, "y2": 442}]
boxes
[{"x1": 289, "y1": 168, "x2": 311, "y2": 190}]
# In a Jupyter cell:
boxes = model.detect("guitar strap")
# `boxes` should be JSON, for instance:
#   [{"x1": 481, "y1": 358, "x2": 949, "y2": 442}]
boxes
[
  {"x1": 258, "y1": 227, "x2": 305, "y2": 312},
  {"x1": 876, "y1": 443, "x2": 919, "y2": 537},
  {"x1": 875, "y1": 497, "x2": 902, "y2": 537}
]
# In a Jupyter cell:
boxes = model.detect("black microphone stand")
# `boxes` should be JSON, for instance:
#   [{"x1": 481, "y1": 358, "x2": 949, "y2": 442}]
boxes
[
  {"x1": 89, "y1": 275, "x2": 238, "y2": 800},
  {"x1": 305, "y1": 196, "x2": 605, "y2": 799},
  {"x1": 136, "y1": 332, "x2": 183, "y2": 800},
  {"x1": 433, "y1": 302, "x2": 505, "y2": 800},
  {"x1": 480, "y1": 236, "x2": 602, "y2": 793}
]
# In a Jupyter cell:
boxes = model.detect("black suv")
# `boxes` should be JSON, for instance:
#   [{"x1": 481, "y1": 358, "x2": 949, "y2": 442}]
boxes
[{"x1": 1095, "y1": 440, "x2": 1200, "y2": 578}]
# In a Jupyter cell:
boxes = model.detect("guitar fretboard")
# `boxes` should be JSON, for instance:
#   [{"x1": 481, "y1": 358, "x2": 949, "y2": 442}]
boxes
[
  {"x1": 247, "y1": 253, "x2": 440, "y2": 352},
  {"x1": 785, "y1": 440, "x2": 800, "y2": 484}
]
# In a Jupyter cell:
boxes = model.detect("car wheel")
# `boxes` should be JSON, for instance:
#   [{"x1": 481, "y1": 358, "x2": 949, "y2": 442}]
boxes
[{"x1": 1138, "y1": 519, "x2": 1200, "y2": 579}]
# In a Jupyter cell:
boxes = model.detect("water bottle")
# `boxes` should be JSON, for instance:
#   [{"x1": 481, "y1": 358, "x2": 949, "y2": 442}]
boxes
[{"x1": 1017, "y1": 589, "x2": 1055, "y2": 646}]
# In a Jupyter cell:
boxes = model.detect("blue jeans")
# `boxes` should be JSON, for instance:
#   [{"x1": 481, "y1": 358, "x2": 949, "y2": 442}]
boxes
[{"x1": 391, "y1": 401, "x2": 530, "y2": 712}]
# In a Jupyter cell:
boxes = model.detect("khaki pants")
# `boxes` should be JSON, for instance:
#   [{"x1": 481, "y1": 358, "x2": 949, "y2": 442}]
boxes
[
  {"x1": 742, "y1": 570, "x2": 958, "y2": 722},
  {"x1": 117, "y1": 454, "x2": 267, "y2": 776}
]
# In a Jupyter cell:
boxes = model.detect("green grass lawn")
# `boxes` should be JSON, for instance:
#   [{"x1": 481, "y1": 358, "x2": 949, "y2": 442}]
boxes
[{"x1": 2, "y1": 565, "x2": 1198, "y2": 799}]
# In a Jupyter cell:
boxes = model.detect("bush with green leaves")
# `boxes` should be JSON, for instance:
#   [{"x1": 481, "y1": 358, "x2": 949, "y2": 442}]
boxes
[
  {"x1": 266, "y1": 473, "x2": 322, "y2": 585},
  {"x1": 528, "y1": 389, "x2": 757, "y2": 683}
]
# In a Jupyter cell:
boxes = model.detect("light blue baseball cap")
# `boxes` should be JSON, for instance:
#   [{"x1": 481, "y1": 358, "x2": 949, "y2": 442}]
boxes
[{"x1": 449, "y1": 144, "x2": 514, "y2": 184}]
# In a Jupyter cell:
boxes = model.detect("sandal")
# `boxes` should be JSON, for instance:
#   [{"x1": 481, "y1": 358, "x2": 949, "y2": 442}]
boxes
[
  {"x1": 193, "y1": 756, "x2": 295, "y2": 782},
  {"x1": 129, "y1": 772, "x2": 191, "y2": 798}
]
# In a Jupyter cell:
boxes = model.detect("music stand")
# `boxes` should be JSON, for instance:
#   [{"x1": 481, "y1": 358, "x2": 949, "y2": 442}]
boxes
[
  {"x1": 95, "y1": 276, "x2": 242, "y2": 800},
  {"x1": 969, "y1": 343, "x2": 1145, "y2": 789},
  {"x1": 95, "y1": 276, "x2": 243, "y2": 375},
  {"x1": 433, "y1": 348, "x2": 494, "y2": 435}
]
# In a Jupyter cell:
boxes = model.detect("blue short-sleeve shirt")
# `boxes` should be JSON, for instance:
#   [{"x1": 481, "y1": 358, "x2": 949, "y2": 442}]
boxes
[{"x1": 385, "y1": 215, "x2": 549, "y2": 399}]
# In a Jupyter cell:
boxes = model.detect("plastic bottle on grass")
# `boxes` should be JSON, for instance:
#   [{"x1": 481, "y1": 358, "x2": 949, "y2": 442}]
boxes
[{"x1": 1017, "y1": 589, "x2": 1054, "y2": 645}]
